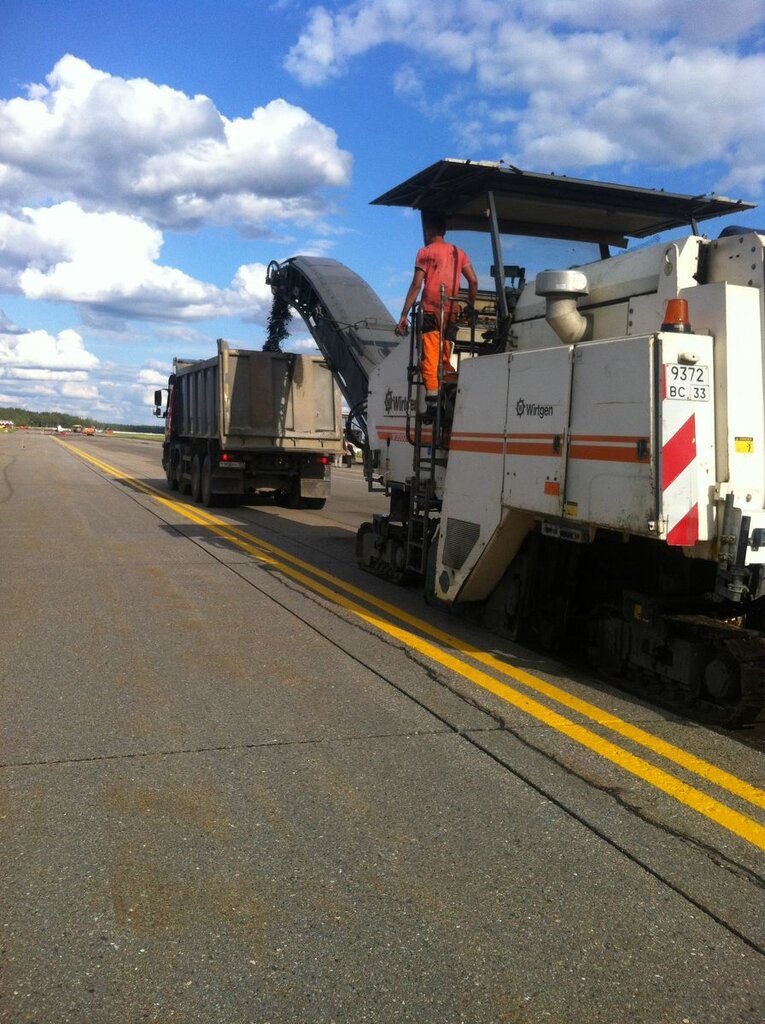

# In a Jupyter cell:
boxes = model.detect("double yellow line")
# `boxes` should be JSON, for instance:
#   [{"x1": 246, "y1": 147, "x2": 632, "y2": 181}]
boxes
[{"x1": 60, "y1": 439, "x2": 765, "y2": 850}]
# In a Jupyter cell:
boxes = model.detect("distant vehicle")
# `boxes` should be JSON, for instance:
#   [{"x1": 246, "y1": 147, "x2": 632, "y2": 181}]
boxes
[
  {"x1": 71, "y1": 424, "x2": 82, "y2": 433},
  {"x1": 82, "y1": 426, "x2": 96, "y2": 436},
  {"x1": 156, "y1": 338, "x2": 343, "y2": 509}
]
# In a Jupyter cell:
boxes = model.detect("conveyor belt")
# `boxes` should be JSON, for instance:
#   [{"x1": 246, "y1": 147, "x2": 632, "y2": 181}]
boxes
[{"x1": 267, "y1": 256, "x2": 398, "y2": 432}]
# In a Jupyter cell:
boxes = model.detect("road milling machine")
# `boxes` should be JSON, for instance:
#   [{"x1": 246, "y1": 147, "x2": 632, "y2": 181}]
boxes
[{"x1": 267, "y1": 159, "x2": 765, "y2": 726}]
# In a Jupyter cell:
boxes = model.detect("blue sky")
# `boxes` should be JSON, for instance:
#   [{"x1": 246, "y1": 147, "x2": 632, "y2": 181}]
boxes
[{"x1": 1, "y1": 0, "x2": 764, "y2": 423}]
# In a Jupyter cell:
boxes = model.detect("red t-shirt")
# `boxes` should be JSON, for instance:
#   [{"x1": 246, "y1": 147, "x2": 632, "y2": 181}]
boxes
[{"x1": 416, "y1": 241, "x2": 472, "y2": 319}]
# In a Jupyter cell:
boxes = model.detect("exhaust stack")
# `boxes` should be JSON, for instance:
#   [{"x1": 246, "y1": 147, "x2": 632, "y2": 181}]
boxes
[{"x1": 536, "y1": 269, "x2": 589, "y2": 345}]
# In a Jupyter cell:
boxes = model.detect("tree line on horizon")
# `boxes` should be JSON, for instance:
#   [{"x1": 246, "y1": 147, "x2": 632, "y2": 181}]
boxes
[{"x1": 0, "y1": 406, "x2": 163, "y2": 433}]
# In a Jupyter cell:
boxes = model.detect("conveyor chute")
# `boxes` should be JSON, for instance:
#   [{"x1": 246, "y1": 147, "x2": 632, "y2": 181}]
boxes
[{"x1": 266, "y1": 256, "x2": 398, "y2": 434}]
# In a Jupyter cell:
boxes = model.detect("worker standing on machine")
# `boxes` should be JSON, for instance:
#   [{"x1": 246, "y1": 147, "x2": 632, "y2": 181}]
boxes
[{"x1": 395, "y1": 211, "x2": 478, "y2": 421}]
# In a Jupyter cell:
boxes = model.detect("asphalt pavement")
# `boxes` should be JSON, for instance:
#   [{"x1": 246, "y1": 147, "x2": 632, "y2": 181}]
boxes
[{"x1": 1, "y1": 432, "x2": 763, "y2": 1023}]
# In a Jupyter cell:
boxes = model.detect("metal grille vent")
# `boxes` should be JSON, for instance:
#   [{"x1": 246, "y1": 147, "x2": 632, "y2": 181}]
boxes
[{"x1": 442, "y1": 518, "x2": 480, "y2": 570}]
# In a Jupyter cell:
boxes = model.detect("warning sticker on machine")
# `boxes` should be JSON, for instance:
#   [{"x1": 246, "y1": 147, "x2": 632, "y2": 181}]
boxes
[
  {"x1": 664, "y1": 363, "x2": 710, "y2": 401},
  {"x1": 735, "y1": 437, "x2": 755, "y2": 453}
]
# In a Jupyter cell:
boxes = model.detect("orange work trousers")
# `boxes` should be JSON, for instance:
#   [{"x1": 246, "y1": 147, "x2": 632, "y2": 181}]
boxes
[{"x1": 421, "y1": 328, "x2": 454, "y2": 394}]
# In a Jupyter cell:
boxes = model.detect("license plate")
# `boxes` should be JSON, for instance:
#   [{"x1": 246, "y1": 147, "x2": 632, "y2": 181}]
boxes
[{"x1": 664, "y1": 363, "x2": 710, "y2": 401}]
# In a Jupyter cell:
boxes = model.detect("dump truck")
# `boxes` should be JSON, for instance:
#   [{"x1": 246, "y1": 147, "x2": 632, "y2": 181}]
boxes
[{"x1": 155, "y1": 338, "x2": 343, "y2": 509}]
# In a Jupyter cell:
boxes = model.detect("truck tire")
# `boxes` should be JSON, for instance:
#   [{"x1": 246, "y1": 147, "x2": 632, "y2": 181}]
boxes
[
  {"x1": 276, "y1": 479, "x2": 326, "y2": 510},
  {"x1": 190, "y1": 453, "x2": 202, "y2": 503},
  {"x1": 166, "y1": 451, "x2": 179, "y2": 491},
  {"x1": 201, "y1": 456, "x2": 218, "y2": 508}
]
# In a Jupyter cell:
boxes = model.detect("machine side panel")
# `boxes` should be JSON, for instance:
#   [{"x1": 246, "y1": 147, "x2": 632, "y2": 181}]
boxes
[
  {"x1": 436, "y1": 334, "x2": 719, "y2": 605},
  {"x1": 436, "y1": 352, "x2": 521, "y2": 602},
  {"x1": 446, "y1": 351, "x2": 513, "y2": 524},
  {"x1": 503, "y1": 346, "x2": 572, "y2": 516},
  {"x1": 683, "y1": 282, "x2": 764, "y2": 504},
  {"x1": 564, "y1": 337, "x2": 656, "y2": 534}
]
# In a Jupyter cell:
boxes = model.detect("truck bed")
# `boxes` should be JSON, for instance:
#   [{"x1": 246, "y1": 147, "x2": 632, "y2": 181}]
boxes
[{"x1": 173, "y1": 340, "x2": 342, "y2": 452}]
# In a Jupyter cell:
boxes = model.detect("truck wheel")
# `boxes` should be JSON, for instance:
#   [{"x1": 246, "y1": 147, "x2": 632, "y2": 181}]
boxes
[
  {"x1": 190, "y1": 454, "x2": 202, "y2": 503},
  {"x1": 299, "y1": 497, "x2": 326, "y2": 510},
  {"x1": 166, "y1": 453, "x2": 179, "y2": 491},
  {"x1": 201, "y1": 456, "x2": 218, "y2": 508}
]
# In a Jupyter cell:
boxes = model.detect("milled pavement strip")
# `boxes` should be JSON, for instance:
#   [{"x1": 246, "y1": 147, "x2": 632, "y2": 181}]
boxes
[{"x1": 58, "y1": 439, "x2": 765, "y2": 850}]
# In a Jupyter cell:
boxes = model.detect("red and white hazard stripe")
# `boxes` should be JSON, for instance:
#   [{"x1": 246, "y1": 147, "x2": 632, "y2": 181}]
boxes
[{"x1": 662, "y1": 410, "x2": 699, "y2": 546}]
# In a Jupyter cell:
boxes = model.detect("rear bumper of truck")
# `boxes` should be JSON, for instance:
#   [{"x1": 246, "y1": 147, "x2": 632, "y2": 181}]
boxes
[
  {"x1": 166, "y1": 440, "x2": 337, "y2": 503},
  {"x1": 217, "y1": 451, "x2": 332, "y2": 496}
]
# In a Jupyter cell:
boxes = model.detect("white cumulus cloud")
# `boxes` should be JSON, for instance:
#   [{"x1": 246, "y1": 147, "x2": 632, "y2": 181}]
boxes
[
  {"x1": 285, "y1": 0, "x2": 765, "y2": 192},
  {"x1": 0, "y1": 203, "x2": 274, "y2": 323},
  {"x1": 0, "y1": 55, "x2": 352, "y2": 232},
  {"x1": 285, "y1": 0, "x2": 445, "y2": 85},
  {"x1": 0, "y1": 325, "x2": 99, "y2": 370},
  {"x1": 0, "y1": 55, "x2": 352, "y2": 422},
  {"x1": 136, "y1": 367, "x2": 169, "y2": 388},
  {"x1": 0, "y1": 323, "x2": 106, "y2": 416}
]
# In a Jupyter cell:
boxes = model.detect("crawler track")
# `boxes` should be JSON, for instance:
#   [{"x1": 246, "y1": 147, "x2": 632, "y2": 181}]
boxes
[{"x1": 661, "y1": 617, "x2": 765, "y2": 727}]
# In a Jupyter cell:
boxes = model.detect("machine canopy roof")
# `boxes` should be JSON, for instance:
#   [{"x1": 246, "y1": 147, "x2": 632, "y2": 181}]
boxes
[{"x1": 370, "y1": 159, "x2": 754, "y2": 247}]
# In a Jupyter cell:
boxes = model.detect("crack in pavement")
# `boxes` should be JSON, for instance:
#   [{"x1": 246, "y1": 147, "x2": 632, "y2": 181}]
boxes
[
  {"x1": 0, "y1": 726, "x2": 457, "y2": 772},
  {"x1": 62, "y1": 451, "x2": 765, "y2": 959}
]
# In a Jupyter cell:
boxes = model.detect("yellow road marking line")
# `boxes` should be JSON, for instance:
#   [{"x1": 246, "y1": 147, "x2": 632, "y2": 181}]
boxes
[
  {"x1": 217, "y1": 516, "x2": 765, "y2": 812},
  {"x1": 59, "y1": 440, "x2": 765, "y2": 848},
  {"x1": 60, "y1": 440, "x2": 765, "y2": 809}
]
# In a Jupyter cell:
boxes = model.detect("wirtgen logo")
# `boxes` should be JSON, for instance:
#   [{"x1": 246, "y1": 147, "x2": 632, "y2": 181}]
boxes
[
  {"x1": 384, "y1": 389, "x2": 415, "y2": 416},
  {"x1": 515, "y1": 398, "x2": 554, "y2": 419}
]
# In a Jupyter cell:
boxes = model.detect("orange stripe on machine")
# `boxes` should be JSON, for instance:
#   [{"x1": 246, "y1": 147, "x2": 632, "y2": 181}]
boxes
[
  {"x1": 569, "y1": 441, "x2": 649, "y2": 464},
  {"x1": 376, "y1": 427, "x2": 434, "y2": 444},
  {"x1": 427, "y1": 432, "x2": 652, "y2": 463},
  {"x1": 450, "y1": 438, "x2": 505, "y2": 454}
]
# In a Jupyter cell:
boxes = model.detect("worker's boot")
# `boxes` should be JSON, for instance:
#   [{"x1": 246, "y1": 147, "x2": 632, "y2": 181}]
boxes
[{"x1": 421, "y1": 393, "x2": 438, "y2": 424}]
